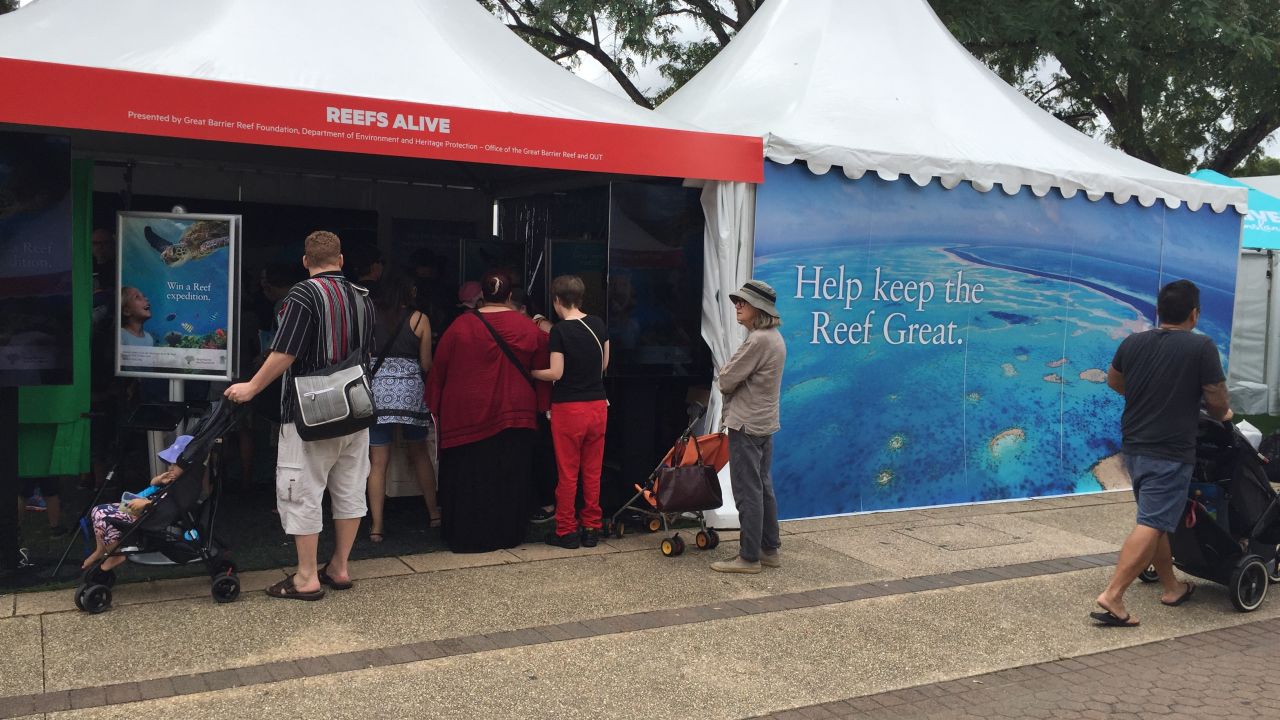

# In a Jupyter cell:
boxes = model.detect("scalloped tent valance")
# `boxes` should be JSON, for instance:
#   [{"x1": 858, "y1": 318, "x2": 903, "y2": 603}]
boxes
[
  {"x1": 659, "y1": 0, "x2": 1246, "y2": 213},
  {"x1": 777, "y1": 156, "x2": 1244, "y2": 214}
]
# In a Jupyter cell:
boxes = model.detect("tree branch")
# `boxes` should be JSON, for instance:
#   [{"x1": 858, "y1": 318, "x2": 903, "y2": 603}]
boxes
[{"x1": 1209, "y1": 108, "x2": 1280, "y2": 173}]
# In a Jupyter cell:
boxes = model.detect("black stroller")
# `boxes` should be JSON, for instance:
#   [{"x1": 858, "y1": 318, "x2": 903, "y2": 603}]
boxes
[
  {"x1": 74, "y1": 400, "x2": 241, "y2": 613},
  {"x1": 1139, "y1": 416, "x2": 1280, "y2": 612}
]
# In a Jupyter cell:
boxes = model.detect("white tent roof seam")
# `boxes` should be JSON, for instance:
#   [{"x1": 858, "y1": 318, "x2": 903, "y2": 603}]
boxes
[{"x1": 660, "y1": 0, "x2": 1247, "y2": 214}]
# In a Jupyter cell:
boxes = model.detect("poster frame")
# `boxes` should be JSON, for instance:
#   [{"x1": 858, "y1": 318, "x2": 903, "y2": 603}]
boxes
[{"x1": 114, "y1": 211, "x2": 241, "y2": 382}]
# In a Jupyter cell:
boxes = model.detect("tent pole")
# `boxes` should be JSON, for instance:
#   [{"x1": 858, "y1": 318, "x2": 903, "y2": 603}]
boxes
[{"x1": 0, "y1": 387, "x2": 19, "y2": 574}]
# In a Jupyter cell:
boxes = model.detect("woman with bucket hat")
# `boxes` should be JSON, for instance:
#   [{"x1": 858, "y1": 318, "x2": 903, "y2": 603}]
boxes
[{"x1": 711, "y1": 279, "x2": 787, "y2": 574}]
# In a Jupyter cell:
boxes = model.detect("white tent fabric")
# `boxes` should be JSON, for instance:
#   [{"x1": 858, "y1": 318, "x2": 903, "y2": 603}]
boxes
[
  {"x1": 0, "y1": 0, "x2": 697, "y2": 132},
  {"x1": 1242, "y1": 176, "x2": 1280, "y2": 198},
  {"x1": 1228, "y1": 250, "x2": 1280, "y2": 415},
  {"x1": 697, "y1": 180, "x2": 755, "y2": 529},
  {"x1": 660, "y1": 0, "x2": 1251, "y2": 526},
  {"x1": 659, "y1": 0, "x2": 1247, "y2": 213}
]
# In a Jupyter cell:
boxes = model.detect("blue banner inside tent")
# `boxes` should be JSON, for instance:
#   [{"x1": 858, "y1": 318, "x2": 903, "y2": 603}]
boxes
[{"x1": 1190, "y1": 170, "x2": 1280, "y2": 250}]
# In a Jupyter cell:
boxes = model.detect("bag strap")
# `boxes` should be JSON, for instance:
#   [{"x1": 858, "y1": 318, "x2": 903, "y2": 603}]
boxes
[
  {"x1": 305, "y1": 276, "x2": 371, "y2": 368},
  {"x1": 472, "y1": 311, "x2": 536, "y2": 389},
  {"x1": 370, "y1": 312, "x2": 408, "y2": 379},
  {"x1": 575, "y1": 317, "x2": 604, "y2": 377}
]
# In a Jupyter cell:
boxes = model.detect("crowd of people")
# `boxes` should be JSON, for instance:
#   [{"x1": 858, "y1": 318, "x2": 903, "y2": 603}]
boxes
[
  {"x1": 14, "y1": 226, "x2": 789, "y2": 598},
  {"x1": 217, "y1": 230, "x2": 788, "y2": 600}
]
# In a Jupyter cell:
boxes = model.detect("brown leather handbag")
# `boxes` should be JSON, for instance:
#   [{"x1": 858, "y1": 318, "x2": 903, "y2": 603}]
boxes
[{"x1": 654, "y1": 434, "x2": 724, "y2": 513}]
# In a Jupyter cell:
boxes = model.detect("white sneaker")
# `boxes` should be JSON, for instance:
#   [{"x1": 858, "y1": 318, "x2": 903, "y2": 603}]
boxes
[{"x1": 711, "y1": 557, "x2": 762, "y2": 574}]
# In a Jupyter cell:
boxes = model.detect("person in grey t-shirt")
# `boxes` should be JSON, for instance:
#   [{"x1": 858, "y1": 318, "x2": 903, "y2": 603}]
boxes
[{"x1": 1091, "y1": 279, "x2": 1230, "y2": 627}]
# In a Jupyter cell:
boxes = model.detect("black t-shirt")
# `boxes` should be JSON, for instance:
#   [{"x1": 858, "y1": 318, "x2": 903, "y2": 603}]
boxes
[
  {"x1": 548, "y1": 315, "x2": 607, "y2": 404},
  {"x1": 1112, "y1": 328, "x2": 1226, "y2": 463}
]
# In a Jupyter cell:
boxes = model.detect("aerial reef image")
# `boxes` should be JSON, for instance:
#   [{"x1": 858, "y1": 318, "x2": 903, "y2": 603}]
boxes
[{"x1": 754, "y1": 161, "x2": 1240, "y2": 518}]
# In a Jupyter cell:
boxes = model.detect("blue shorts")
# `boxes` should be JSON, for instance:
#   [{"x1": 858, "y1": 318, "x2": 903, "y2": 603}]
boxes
[
  {"x1": 1125, "y1": 454, "x2": 1193, "y2": 533},
  {"x1": 369, "y1": 423, "x2": 430, "y2": 447}
]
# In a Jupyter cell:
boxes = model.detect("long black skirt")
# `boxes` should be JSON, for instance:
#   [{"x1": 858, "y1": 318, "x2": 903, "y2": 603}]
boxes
[{"x1": 439, "y1": 428, "x2": 534, "y2": 553}]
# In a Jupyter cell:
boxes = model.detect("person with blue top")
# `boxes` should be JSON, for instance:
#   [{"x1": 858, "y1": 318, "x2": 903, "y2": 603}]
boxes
[{"x1": 81, "y1": 435, "x2": 190, "y2": 572}]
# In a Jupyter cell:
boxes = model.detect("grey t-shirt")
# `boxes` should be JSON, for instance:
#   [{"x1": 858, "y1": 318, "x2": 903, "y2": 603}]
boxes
[{"x1": 1111, "y1": 328, "x2": 1225, "y2": 464}]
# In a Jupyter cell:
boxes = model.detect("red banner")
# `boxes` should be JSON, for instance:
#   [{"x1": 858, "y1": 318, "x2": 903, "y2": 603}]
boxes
[{"x1": 0, "y1": 57, "x2": 763, "y2": 183}]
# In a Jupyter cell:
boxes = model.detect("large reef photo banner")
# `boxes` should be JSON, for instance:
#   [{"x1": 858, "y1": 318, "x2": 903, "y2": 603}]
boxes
[{"x1": 754, "y1": 160, "x2": 1241, "y2": 519}]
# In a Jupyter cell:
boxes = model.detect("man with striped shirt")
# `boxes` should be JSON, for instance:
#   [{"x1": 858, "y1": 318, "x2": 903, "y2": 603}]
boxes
[{"x1": 226, "y1": 231, "x2": 375, "y2": 601}]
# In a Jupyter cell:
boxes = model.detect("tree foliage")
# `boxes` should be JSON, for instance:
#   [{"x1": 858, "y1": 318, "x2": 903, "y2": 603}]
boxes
[
  {"x1": 1, "y1": 1, "x2": 17, "y2": 14},
  {"x1": 479, "y1": 0, "x2": 763, "y2": 108},
  {"x1": 480, "y1": 0, "x2": 1279, "y2": 174},
  {"x1": 927, "y1": 0, "x2": 1280, "y2": 174}
]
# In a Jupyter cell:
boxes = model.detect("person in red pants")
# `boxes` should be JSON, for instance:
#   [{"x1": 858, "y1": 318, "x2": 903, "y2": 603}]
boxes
[{"x1": 533, "y1": 275, "x2": 610, "y2": 548}]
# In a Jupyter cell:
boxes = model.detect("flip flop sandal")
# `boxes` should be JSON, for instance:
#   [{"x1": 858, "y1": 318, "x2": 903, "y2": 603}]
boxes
[
  {"x1": 1161, "y1": 582, "x2": 1196, "y2": 607},
  {"x1": 266, "y1": 574, "x2": 325, "y2": 601},
  {"x1": 318, "y1": 564, "x2": 354, "y2": 591},
  {"x1": 1089, "y1": 609, "x2": 1140, "y2": 627}
]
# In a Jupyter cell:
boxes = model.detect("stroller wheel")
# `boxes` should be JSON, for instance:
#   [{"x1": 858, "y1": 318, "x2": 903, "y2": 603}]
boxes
[
  {"x1": 73, "y1": 585, "x2": 87, "y2": 611},
  {"x1": 661, "y1": 538, "x2": 676, "y2": 557},
  {"x1": 671, "y1": 534, "x2": 686, "y2": 556},
  {"x1": 79, "y1": 584, "x2": 113, "y2": 614},
  {"x1": 647, "y1": 517, "x2": 663, "y2": 533},
  {"x1": 1137, "y1": 565, "x2": 1159, "y2": 584},
  {"x1": 705, "y1": 529, "x2": 720, "y2": 550},
  {"x1": 211, "y1": 575, "x2": 241, "y2": 604},
  {"x1": 1230, "y1": 556, "x2": 1270, "y2": 612},
  {"x1": 614, "y1": 522, "x2": 626, "y2": 539}
]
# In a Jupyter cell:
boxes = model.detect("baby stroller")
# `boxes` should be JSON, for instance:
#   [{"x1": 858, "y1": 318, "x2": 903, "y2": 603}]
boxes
[
  {"x1": 1139, "y1": 416, "x2": 1280, "y2": 612},
  {"x1": 74, "y1": 400, "x2": 241, "y2": 613},
  {"x1": 603, "y1": 403, "x2": 728, "y2": 557}
]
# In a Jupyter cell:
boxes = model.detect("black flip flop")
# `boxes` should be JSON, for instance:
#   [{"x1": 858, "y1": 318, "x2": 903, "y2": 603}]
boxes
[
  {"x1": 318, "y1": 564, "x2": 354, "y2": 591},
  {"x1": 1089, "y1": 609, "x2": 1139, "y2": 627},
  {"x1": 266, "y1": 574, "x2": 325, "y2": 601},
  {"x1": 1161, "y1": 582, "x2": 1195, "y2": 607}
]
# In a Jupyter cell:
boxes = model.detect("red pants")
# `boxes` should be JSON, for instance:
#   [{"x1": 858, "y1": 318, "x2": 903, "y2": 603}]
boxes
[{"x1": 551, "y1": 400, "x2": 608, "y2": 537}]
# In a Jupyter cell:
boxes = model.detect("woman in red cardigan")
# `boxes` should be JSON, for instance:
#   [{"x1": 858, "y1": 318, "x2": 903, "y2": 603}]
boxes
[{"x1": 425, "y1": 270, "x2": 549, "y2": 553}]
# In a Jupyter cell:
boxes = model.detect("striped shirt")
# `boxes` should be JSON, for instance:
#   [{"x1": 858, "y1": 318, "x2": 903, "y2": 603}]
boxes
[{"x1": 271, "y1": 271, "x2": 375, "y2": 424}]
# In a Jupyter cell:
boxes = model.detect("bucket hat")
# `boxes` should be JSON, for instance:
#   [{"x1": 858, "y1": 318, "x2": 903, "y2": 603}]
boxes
[{"x1": 729, "y1": 279, "x2": 779, "y2": 318}]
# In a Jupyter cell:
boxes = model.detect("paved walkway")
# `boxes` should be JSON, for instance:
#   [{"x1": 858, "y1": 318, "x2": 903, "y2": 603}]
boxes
[
  {"x1": 1, "y1": 491, "x2": 1276, "y2": 719},
  {"x1": 753, "y1": 618, "x2": 1280, "y2": 719}
]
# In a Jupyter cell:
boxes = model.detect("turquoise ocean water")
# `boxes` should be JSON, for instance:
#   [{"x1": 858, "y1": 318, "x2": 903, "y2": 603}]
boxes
[{"x1": 755, "y1": 243, "x2": 1219, "y2": 518}]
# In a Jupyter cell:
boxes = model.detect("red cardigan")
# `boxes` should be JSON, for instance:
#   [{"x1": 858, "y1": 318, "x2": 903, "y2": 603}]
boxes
[{"x1": 426, "y1": 310, "x2": 550, "y2": 449}]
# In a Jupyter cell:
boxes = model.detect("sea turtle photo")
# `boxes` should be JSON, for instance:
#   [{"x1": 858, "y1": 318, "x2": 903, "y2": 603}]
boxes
[{"x1": 143, "y1": 220, "x2": 230, "y2": 267}]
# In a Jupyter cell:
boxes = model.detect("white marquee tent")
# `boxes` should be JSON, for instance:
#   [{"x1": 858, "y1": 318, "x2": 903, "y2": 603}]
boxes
[
  {"x1": 0, "y1": 0, "x2": 759, "y2": 182},
  {"x1": 657, "y1": 0, "x2": 1248, "y2": 524}
]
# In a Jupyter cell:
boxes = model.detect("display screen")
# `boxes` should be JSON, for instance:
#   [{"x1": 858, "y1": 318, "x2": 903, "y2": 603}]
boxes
[
  {"x1": 0, "y1": 132, "x2": 73, "y2": 387},
  {"x1": 607, "y1": 183, "x2": 708, "y2": 377}
]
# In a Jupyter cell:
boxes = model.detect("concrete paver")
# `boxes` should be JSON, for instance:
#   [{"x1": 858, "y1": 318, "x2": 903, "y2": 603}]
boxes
[
  {"x1": 6, "y1": 492, "x2": 1270, "y2": 720},
  {"x1": 397, "y1": 549, "x2": 518, "y2": 573},
  {"x1": 31, "y1": 534, "x2": 888, "y2": 692},
  {"x1": 754, "y1": 618, "x2": 1280, "y2": 719},
  {"x1": 36, "y1": 567, "x2": 1280, "y2": 720},
  {"x1": 807, "y1": 513, "x2": 1117, "y2": 576},
  {"x1": 0, "y1": 616, "x2": 43, "y2": 698}
]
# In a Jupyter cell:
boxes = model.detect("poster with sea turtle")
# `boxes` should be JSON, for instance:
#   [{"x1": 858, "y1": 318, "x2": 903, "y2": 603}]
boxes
[
  {"x1": 116, "y1": 211, "x2": 239, "y2": 380},
  {"x1": 754, "y1": 161, "x2": 1241, "y2": 519}
]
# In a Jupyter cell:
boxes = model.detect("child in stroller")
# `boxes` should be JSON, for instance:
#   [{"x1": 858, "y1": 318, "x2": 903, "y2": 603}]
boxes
[
  {"x1": 75, "y1": 400, "x2": 241, "y2": 613},
  {"x1": 81, "y1": 456, "x2": 184, "y2": 573}
]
